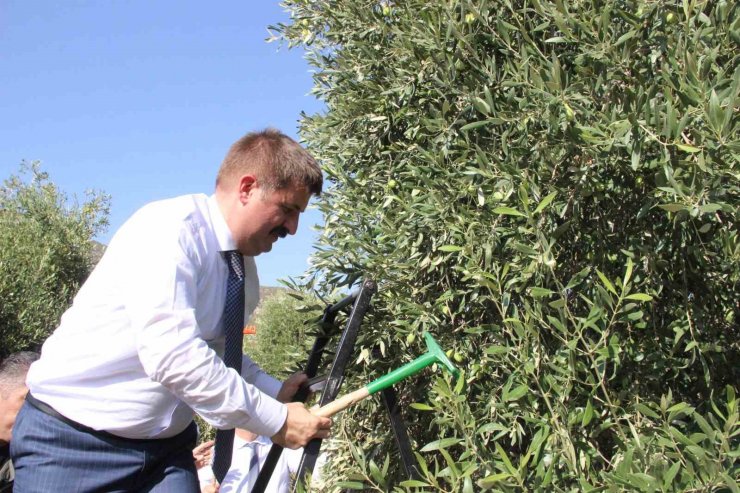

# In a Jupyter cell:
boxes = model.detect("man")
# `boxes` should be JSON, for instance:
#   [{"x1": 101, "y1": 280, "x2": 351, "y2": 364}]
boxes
[
  {"x1": 195, "y1": 425, "x2": 303, "y2": 493},
  {"x1": 217, "y1": 427, "x2": 302, "y2": 493},
  {"x1": 199, "y1": 372, "x2": 317, "y2": 493},
  {"x1": 0, "y1": 351, "x2": 39, "y2": 493},
  {"x1": 12, "y1": 129, "x2": 332, "y2": 492}
]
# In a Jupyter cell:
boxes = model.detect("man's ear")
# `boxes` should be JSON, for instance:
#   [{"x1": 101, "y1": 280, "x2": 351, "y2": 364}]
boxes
[{"x1": 238, "y1": 175, "x2": 258, "y2": 204}]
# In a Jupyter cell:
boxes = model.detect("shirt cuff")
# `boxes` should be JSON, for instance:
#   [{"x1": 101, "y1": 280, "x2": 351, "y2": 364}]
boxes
[{"x1": 240, "y1": 393, "x2": 288, "y2": 438}]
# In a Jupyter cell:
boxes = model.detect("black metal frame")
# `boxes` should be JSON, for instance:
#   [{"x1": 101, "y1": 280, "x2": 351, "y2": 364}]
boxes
[{"x1": 252, "y1": 279, "x2": 418, "y2": 493}]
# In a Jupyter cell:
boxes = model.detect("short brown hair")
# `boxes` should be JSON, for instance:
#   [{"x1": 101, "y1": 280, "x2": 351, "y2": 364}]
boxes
[{"x1": 216, "y1": 128, "x2": 323, "y2": 195}]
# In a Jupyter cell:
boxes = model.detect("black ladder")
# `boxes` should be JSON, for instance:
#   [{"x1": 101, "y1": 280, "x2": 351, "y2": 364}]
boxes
[{"x1": 251, "y1": 279, "x2": 419, "y2": 492}]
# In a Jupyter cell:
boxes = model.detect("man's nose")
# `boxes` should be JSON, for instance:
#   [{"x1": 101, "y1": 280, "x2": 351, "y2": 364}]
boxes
[{"x1": 284, "y1": 212, "x2": 299, "y2": 236}]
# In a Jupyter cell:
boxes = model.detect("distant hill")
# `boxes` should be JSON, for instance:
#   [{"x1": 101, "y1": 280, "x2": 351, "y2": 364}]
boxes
[
  {"x1": 248, "y1": 285, "x2": 289, "y2": 324},
  {"x1": 259, "y1": 285, "x2": 288, "y2": 302},
  {"x1": 89, "y1": 240, "x2": 106, "y2": 265}
]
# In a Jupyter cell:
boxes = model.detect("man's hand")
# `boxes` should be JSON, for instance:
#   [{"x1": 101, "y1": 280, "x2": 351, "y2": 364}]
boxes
[
  {"x1": 276, "y1": 371, "x2": 308, "y2": 403},
  {"x1": 270, "y1": 402, "x2": 331, "y2": 449},
  {"x1": 202, "y1": 479, "x2": 220, "y2": 493},
  {"x1": 192, "y1": 439, "x2": 215, "y2": 470}
]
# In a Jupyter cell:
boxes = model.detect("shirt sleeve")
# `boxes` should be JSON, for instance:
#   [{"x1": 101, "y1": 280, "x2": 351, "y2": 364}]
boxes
[
  {"x1": 207, "y1": 339, "x2": 283, "y2": 398},
  {"x1": 242, "y1": 353, "x2": 283, "y2": 398},
  {"x1": 128, "y1": 220, "x2": 287, "y2": 437}
]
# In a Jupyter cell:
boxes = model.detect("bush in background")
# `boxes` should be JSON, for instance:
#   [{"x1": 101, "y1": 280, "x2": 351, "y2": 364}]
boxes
[
  {"x1": 0, "y1": 162, "x2": 109, "y2": 359},
  {"x1": 273, "y1": 0, "x2": 738, "y2": 490},
  {"x1": 246, "y1": 289, "x2": 320, "y2": 376}
]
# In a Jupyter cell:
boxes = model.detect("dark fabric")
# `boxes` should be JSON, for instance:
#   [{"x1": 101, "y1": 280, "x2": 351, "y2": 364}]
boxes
[
  {"x1": 0, "y1": 444, "x2": 12, "y2": 493},
  {"x1": 212, "y1": 250, "x2": 246, "y2": 484},
  {"x1": 10, "y1": 401, "x2": 198, "y2": 493}
]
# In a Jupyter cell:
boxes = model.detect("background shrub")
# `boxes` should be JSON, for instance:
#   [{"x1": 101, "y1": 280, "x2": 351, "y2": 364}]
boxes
[
  {"x1": 272, "y1": 0, "x2": 738, "y2": 490},
  {"x1": 0, "y1": 162, "x2": 109, "y2": 359},
  {"x1": 245, "y1": 289, "x2": 320, "y2": 376}
]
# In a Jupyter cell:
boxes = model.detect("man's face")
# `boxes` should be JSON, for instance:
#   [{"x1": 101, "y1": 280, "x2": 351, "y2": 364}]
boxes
[
  {"x1": 0, "y1": 386, "x2": 28, "y2": 444},
  {"x1": 232, "y1": 180, "x2": 311, "y2": 257}
]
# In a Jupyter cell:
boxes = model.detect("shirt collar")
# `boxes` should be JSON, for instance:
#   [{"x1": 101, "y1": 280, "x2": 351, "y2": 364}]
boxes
[
  {"x1": 233, "y1": 434, "x2": 272, "y2": 450},
  {"x1": 207, "y1": 194, "x2": 237, "y2": 252}
]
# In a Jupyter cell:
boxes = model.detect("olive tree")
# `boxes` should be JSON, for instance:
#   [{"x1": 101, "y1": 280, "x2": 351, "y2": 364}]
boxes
[
  {"x1": 273, "y1": 0, "x2": 738, "y2": 491},
  {"x1": 0, "y1": 162, "x2": 109, "y2": 358}
]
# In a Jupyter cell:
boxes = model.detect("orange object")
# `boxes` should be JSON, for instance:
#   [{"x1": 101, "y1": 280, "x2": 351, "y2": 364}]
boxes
[{"x1": 243, "y1": 325, "x2": 257, "y2": 335}]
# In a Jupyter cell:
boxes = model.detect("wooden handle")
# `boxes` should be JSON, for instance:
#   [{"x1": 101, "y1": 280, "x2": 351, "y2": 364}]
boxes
[{"x1": 312, "y1": 387, "x2": 370, "y2": 418}]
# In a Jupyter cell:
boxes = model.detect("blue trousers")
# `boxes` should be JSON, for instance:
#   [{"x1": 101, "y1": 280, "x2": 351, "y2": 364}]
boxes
[{"x1": 11, "y1": 400, "x2": 199, "y2": 493}]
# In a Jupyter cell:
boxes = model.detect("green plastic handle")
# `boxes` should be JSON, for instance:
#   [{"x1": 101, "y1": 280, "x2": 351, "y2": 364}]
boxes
[
  {"x1": 366, "y1": 351, "x2": 439, "y2": 394},
  {"x1": 365, "y1": 332, "x2": 459, "y2": 394}
]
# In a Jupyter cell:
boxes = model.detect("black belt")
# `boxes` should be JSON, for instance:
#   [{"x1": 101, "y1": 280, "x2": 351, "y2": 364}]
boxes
[
  {"x1": 25, "y1": 393, "x2": 197, "y2": 444},
  {"x1": 25, "y1": 393, "x2": 147, "y2": 442}
]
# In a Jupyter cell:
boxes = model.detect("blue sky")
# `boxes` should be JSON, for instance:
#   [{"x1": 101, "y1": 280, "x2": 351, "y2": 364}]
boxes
[{"x1": 1, "y1": 1, "x2": 325, "y2": 286}]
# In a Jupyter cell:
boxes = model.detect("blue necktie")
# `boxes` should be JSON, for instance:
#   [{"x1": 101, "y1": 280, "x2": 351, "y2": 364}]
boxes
[
  {"x1": 212, "y1": 250, "x2": 245, "y2": 483},
  {"x1": 246, "y1": 444, "x2": 261, "y2": 491}
]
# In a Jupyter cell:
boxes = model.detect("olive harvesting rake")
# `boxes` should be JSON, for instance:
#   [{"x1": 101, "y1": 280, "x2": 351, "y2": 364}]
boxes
[
  {"x1": 312, "y1": 331, "x2": 460, "y2": 417},
  {"x1": 253, "y1": 280, "x2": 458, "y2": 492}
]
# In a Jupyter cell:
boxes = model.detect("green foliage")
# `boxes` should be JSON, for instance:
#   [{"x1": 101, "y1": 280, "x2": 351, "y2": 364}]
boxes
[
  {"x1": 194, "y1": 414, "x2": 216, "y2": 444},
  {"x1": 0, "y1": 162, "x2": 109, "y2": 358},
  {"x1": 245, "y1": 289, "x2": 320, "y2": 376},
  {"x1": 272, "y1": 0, "x2": 739, "y2": 490}
]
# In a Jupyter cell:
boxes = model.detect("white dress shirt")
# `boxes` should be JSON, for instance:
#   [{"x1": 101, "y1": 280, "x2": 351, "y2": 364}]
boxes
[
  {"x1": 218, "y1": 435, "x2": 302, "y2": 493},
  {"x1": 27, "y1": 194, "x2": 287, "y2": 439}
]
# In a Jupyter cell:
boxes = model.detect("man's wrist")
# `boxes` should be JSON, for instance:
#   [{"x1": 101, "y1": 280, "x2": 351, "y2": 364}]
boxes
[{"x1": 240, "y1": 396, "x2": 287, "y2": 438}]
